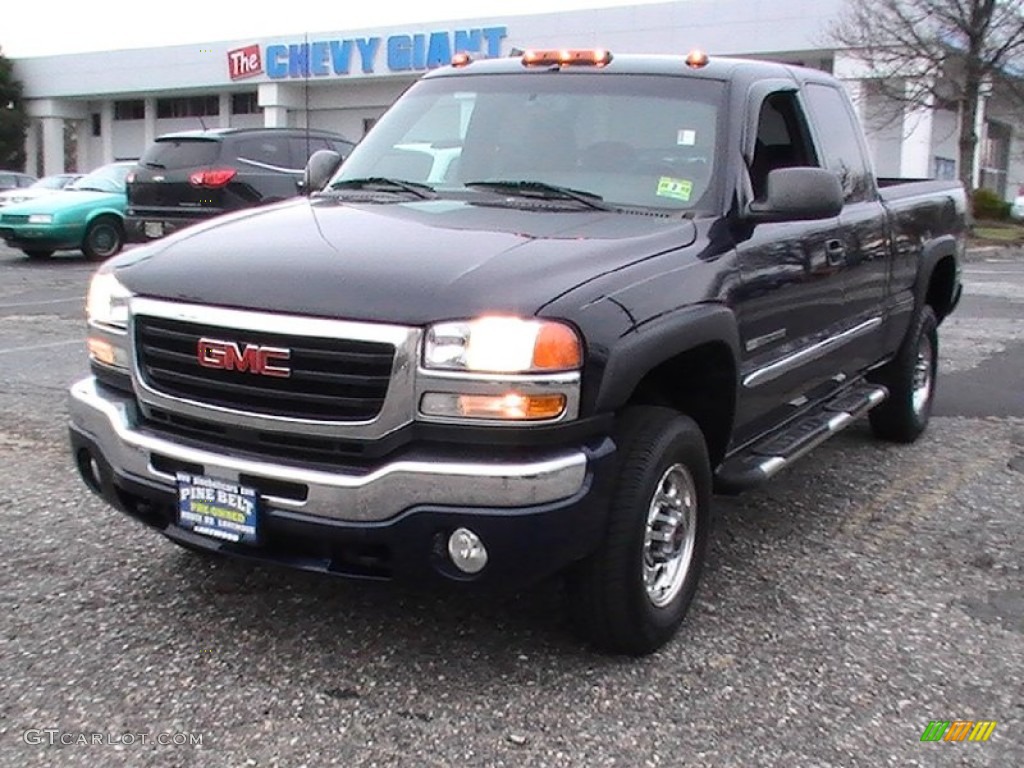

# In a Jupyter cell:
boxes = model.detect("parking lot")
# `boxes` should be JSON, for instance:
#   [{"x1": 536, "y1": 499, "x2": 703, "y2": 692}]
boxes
[{"x1": 0, "y1": 243, "x2": 1021, "y2": 767}]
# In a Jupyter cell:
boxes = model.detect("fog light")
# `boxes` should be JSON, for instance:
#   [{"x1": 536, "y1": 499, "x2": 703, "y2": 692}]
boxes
[{"x1": 447, "y1": 528, "x2": 488, "y2": 574}]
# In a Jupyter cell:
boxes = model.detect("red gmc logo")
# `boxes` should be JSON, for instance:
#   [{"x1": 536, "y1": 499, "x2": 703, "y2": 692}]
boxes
[
  {"x1": 227, "y1": 44, "x2": 263, "y2": 80},
  {"x1": 197, "y1": 338, "x2": 291, "y2": 378}
]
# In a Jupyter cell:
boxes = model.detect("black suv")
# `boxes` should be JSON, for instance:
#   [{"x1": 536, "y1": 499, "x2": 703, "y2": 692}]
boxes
[{"x1": 125, "y1": 128, "x2": 353, "y2": 242}]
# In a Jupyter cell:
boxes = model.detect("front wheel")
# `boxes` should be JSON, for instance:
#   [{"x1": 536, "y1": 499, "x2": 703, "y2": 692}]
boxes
[
  {"x1": 566, "y1": 407, "x2": 712, "y2": 655},
  {"x1": 868, "y1": 305, "x2": 938, "y2": 443},
  {"x1": 82, "y1": 217, "x2": 124, "y2": 261}
]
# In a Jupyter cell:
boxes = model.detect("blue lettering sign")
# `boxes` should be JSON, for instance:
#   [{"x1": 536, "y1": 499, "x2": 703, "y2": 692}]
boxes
[
  {"x1": 356, "y1": 37, "x2": 380, "y2": 74},
  {"x1": 266, "y1": 45, "x2": 288, "y2": 79},
  {"x1": 330, "y1": 40, "x2": 353, "y2": 74},
  {"x1": 454, "y1": 29, "x2": 482, "y2": 54},
  {"x1": 426, "y1": 32, "x2": 451, "y2": 69},
  {"x1": 413, "y1": 34, "x2": 427, "y2": 70},
  {"x1": 310, "y1": 41, "x2": 330, "y2": 76},
  {"x1": 387, "y1": 35, "x2": 412, "y2": 71},
  {"x1": 483, "y1": 27, "x2": 506, "y2": 57},
  {"x1": 262, "y1": 26, "x2": 507, "y2": 79},
  {"x1": 288, "y1": 44, "x2": 309, "y2": 78}
]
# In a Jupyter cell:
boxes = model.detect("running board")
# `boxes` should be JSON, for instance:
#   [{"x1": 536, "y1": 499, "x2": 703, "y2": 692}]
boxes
[{"x1": 715, "y1": 382, "x2": 888, "y2": 494}]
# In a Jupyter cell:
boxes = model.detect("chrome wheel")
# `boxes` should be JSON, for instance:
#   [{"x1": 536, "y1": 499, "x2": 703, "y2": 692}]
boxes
[
  {"x1": 911, "y1": 333, "x2": 934, "y2": 416},
  {"x1": 642, "y1": 463, "x2": 698, "y2": 608}
]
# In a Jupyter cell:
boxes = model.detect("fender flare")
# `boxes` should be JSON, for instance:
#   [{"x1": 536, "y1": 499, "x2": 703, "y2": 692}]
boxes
[
  {"x1": 592, "y1": 302, "x2": 742, "y2": 413},
  {"x1": 914, "y1": 234, "x2": 959, "y2": 314}
]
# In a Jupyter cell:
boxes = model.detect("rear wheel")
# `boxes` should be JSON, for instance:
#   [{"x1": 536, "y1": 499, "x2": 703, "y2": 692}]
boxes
[
  {"x1": 566, "y1": 406, "x2": 711, "y2": 655},
  {"x1": 22, "y1": 249, "x2": 54, "y2": 260},
  {"x1": 82, "y1": 217, "x2": 124, "y2": 261},
  {"x1": 868, "y1": 305, "x2": 938, "y2": 443}
]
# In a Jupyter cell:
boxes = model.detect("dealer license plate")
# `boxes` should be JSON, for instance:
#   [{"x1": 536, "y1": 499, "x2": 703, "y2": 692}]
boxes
[
  {"x1": 176, "y1": 472, "x2": 259, "y2": 545},
  {"x1": 144, "y1": 221, "x2": 164, "y2": 238}
]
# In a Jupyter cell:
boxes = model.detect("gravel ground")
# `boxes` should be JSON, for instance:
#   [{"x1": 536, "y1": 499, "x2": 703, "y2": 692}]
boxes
[{"x1": 0, "y1": 245, "x2": 1021, "y2": 767}]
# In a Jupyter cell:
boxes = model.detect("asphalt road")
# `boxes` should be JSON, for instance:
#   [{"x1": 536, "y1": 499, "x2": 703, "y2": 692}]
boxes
[{"x1": 0, "y1": 244, "x2": 1021, "y2": 767}]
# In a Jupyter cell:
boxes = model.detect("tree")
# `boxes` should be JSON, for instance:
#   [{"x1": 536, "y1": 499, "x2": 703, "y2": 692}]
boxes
[
  {"x1": 0, "y1": 46, "x2": 29, "y2": 171},
  {"x1": 830, "y1": 0, "x2": 1024, "y2": 193}
]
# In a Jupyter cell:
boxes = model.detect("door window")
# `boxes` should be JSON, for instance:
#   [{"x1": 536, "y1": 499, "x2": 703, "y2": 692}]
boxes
[
  {"x1": 803, "y1": 84, "x2": 873, "y2": 203},
  {"x1": 749, "y1": 92, "x2": 819, "y2": 200}
]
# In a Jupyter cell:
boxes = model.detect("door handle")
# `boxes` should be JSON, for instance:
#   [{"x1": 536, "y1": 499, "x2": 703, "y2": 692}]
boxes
[{"x1": 825, "y1": 239, "x2": 846, "y2": 266}]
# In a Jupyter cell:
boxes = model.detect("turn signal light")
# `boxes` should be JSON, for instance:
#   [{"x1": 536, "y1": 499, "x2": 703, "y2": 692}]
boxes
[
  {"x1": 522, "y1": 49, "x2": 613, "y2": 67},
  {"x1": 87, "y1": 337, "x2": 116, "y2": 366},
  {"x1": 420, "y1": 392, "x2": 567, "y2": 421},
  {"x1": 189, "y1": 168, "x2": 237, "y2": 188}
]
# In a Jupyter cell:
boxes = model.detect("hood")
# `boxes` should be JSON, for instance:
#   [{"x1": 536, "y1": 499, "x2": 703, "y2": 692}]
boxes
[
  {"x1": 4, "y1": 189, "x2": 125, "y2": 215},
  {"x1": 114, "y1": 197, "x2": 697, "y2": 326}
]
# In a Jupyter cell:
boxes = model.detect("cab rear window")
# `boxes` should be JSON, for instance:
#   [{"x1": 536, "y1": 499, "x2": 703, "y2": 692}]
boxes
[{"x1": 141, "y1": 139, "x2": 220, "y2": 169}]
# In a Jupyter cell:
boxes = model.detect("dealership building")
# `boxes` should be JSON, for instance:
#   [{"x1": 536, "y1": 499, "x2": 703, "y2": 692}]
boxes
[{"x1": 11, "y1": 0, "x2": 1022, "y2": 199}]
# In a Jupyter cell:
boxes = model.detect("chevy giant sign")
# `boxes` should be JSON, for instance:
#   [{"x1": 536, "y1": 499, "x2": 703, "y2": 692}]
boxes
[{"x1": 228, "y1": 27, "x2": 507, "y2": 81}]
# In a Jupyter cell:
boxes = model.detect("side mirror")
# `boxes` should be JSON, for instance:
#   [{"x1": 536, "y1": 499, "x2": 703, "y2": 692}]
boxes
[
  {"x1": 747, "y1": 167, "x2": 843, "y2": 223},
  {"x1": 301, "y1": 149, "x2": 343, "y2": 196}
]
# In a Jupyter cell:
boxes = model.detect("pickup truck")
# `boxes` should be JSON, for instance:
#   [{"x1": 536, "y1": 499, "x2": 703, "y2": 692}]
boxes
[{"x1": 70, "y1": 49, "x2": 965, "y2": 655}]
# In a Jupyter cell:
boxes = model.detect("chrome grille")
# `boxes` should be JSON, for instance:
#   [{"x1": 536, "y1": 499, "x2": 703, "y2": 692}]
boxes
[{"x1": 134, "y1": 315, "x2": 395, "y2": 422}]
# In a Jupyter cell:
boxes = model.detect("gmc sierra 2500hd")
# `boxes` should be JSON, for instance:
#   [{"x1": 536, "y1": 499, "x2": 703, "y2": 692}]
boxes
[{"x1": 70, "y1": 49, "x2": 965, "y2": 655}]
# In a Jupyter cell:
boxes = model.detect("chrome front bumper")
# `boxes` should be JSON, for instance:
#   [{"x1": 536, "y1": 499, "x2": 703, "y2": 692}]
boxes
[{"x1": 69, "y1": 377, "x2": 589, "y2": 523}]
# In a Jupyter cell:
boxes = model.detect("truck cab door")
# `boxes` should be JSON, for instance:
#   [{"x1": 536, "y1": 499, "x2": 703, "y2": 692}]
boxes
[
  {"x1": 732, "y1": 89, "x2": 848, "y2": 444},
  {"x1": 801, "y1": 82, "x2": 890, "y2": 376}
]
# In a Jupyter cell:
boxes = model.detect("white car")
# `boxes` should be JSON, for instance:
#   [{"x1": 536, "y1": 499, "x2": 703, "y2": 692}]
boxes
[
  {"x1": 0, "y1": 173, "x2": 82, "y2": 207},
  {"x1": 1011, "y1": 190, "x2": 1024, "y2": 221}
]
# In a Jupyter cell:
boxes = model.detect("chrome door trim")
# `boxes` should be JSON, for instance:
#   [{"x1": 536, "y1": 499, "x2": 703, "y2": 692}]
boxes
[{"x1": 742, "y1": 317, "x2": 882, "y2": 389}]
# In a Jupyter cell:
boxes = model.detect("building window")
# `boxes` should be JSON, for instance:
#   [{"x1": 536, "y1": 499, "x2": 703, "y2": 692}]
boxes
[
  {"x1": 933, "y1": 157, "x2": 955, "y2": 180},
  {"x1": 113, "y1": 99, "x2": 145, "y2": 121},
  {"x1": 91, "y1": 113, "x2": 102, "y2": 137},
  {"x1": 231, "y1": 93, "x2": 261, "y2": 115},
  {"x1": 156, "y1": 96, "x2": 220, "y2": 119}
]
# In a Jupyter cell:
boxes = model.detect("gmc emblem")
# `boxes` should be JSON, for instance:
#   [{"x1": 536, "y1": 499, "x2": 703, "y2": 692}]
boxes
[{"x1": 197, "y1": 337, "x2": 291, "y2": 378}]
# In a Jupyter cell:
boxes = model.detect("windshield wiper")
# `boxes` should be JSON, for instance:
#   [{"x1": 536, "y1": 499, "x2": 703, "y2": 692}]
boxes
[
  {"x1": 464, "y1": 180, "x2": 612, "y2": 210},
  {"x1": 143, "y1": 161, "x2": 166, "y2": 169},
  {"x1": 330, "y1": 177, "x2": 436, "y2": 199}
]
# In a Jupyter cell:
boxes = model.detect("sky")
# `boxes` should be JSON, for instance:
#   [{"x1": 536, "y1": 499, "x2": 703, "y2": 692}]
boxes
[{"x1": 0, "y1": 0, "x2": 673, "y2": 58}]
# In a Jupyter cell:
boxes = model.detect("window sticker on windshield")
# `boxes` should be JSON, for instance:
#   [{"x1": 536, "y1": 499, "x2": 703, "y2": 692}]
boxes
[
  {"x1": 657, "y1": 177, "x2": 693, "y2": 202},
  {"x1": 677, "y1": 129, "x2": 697, "y2": 146}
]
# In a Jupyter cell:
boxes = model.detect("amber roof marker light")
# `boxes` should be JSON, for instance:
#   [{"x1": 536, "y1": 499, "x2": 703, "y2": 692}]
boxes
[
  {"x1": 521, "y1": 49, "x2": 613, "y2": 67},
  {"x1": 685, "y1": 49, "x2": 709, "y2": 69}
]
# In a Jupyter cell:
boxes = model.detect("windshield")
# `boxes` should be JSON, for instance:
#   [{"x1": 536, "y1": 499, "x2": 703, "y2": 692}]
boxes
[
  {"x1": 69, "y1": 164, "x2": 131, "y2": 193},
  {"x1": 32, "y1": 175, "x2": 76, "y2": 190},
  {"x1": 141, "y1": 138, "x2": 220, "y2": 169},
  {"x1": 334, "y1": 72, "x2": 725, "y2": 211}
]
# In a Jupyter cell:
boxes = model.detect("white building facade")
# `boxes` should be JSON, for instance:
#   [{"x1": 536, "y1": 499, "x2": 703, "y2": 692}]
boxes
[{"x1": 12, "y1": 0, "x2": 1022, "y2": 199}]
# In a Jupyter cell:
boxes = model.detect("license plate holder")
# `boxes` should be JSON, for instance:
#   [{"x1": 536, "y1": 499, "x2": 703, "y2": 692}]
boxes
[
  {"x1": 144, "y1": 221, "x2": 164, "y2": 238},
  {"x1": 176, "y1": 472, "x2": 259, "y2": 545}
]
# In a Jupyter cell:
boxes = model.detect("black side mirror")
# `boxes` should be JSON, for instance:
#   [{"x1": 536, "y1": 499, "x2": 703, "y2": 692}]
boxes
[
  {"x1": 747, "y1": 167, "x2": 843, "y2": 223},
  {"x1": 301, "y1": 149, "x2": 344, "y2": 196}
]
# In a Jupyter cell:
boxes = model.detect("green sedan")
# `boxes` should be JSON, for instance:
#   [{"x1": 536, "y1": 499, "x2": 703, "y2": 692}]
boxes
[{"x1": 0, "y1": 162, "x2": 133, "y2": 261}]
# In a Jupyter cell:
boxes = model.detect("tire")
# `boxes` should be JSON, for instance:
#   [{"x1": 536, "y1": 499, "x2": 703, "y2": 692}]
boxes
[
  {"x1": 868, "y1": 305, "x2": 938, "y2": 443},
  {"x1": 22, "y1": 249, "x2": 54, "y2": 260},
  {"x1": 82, "y1": 216, "x2": 124, "y2": 261},
  {"x1": 566, "y1": 406, "x2": 712, "y2": 655}
]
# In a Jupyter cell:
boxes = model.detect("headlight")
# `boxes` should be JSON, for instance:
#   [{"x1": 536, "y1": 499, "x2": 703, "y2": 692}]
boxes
[
  {"x1": 86, "y1": 271, "x2": 132, "y2": 329},
  {"x1": 28, "y1": 214, "x2": 53, "y2": 224},
  {"x1": 423, "y1": 317, "x2": 582, "y2": 373}
]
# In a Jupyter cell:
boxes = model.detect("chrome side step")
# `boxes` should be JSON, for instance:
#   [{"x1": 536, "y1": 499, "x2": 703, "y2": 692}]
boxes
[{"x1": 715, "y1": 382, "x2": 888, "y2": 494}]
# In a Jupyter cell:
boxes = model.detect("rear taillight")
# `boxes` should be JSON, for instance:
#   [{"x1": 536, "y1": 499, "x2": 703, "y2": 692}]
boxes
[{"x1": 189, "y1": 168, "x2": 237, "y2": 188}]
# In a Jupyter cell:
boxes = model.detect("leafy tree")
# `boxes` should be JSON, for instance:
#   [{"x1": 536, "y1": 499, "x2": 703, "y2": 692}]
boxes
[
  {"x1": 830, "y1": 0, "x2": 1024, "y2": 192},
  {"x1": 0, "y1": 46, "x2": 29, "y2": 171}
]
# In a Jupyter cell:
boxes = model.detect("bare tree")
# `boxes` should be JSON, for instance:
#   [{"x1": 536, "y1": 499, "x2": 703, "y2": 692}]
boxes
[{"x1": 830, "y1": 0, "x2": 1024, "y2": 192}]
